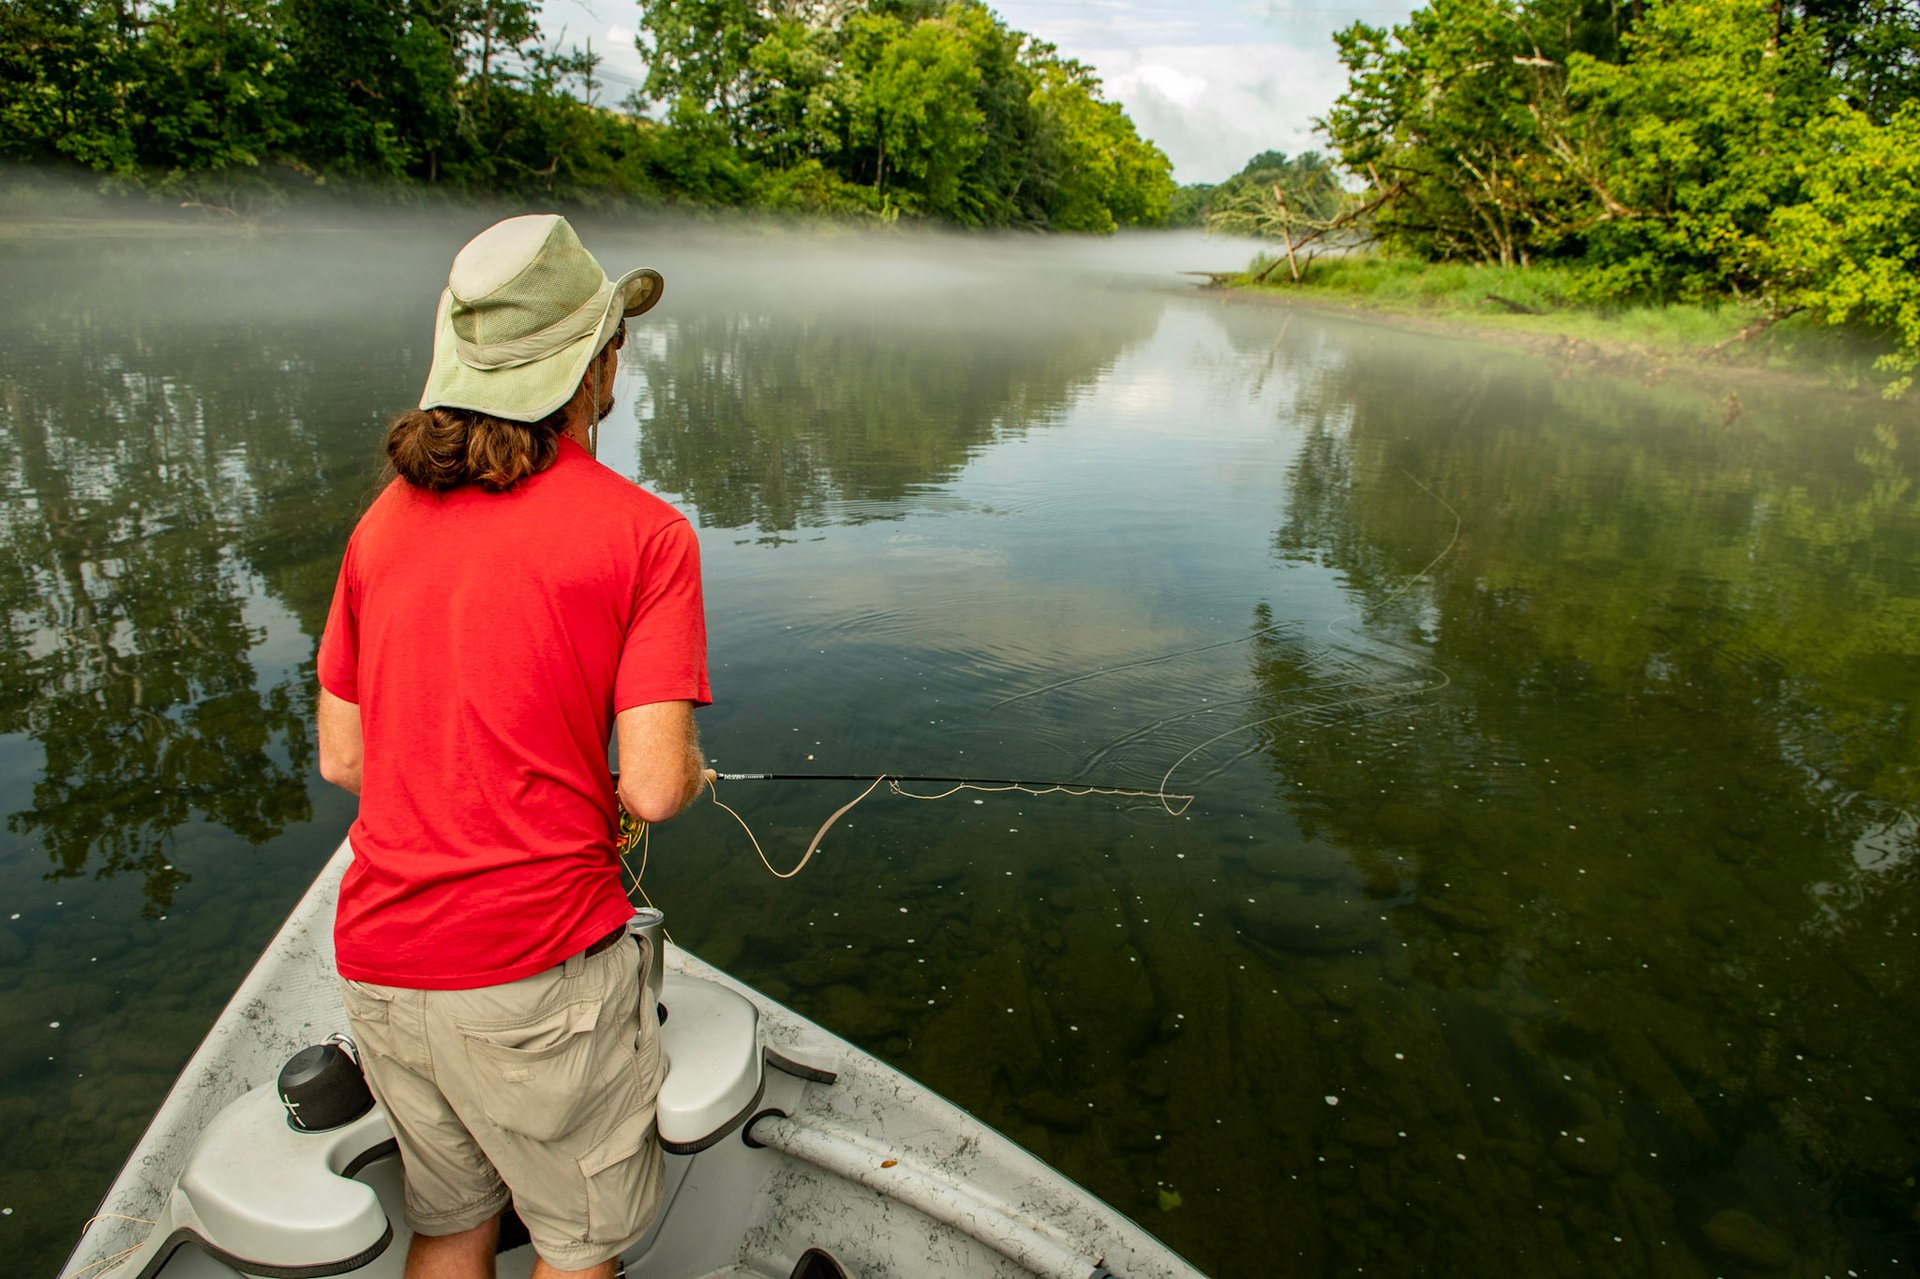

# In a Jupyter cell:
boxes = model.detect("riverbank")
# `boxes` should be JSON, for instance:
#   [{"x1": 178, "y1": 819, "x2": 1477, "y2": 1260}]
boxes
[{"x1": 1214, "y1": 255, "x2": 1896, "y2": 399}]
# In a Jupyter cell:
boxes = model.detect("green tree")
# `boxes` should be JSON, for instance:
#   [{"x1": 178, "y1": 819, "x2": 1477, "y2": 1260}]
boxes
[
  {"x1": 279, "y1": 0, "x2": 453, "y2": 179},
  {"x1": 1766, "y1": 101, "x2": 1920, "y2": 394},
  {"x1": 1801, "y1": 0, "x2": 1920, "y2": 119},
  {"x1": 133, "y1": 0, "x2": 287, "y2": 196},
  {"x1": 1322, "y1": 0, "x2": 1617, "y2": 265},
  {"x1": 1567, "y1": 0, "x2": 1841, "y2": 300},
  {"x1": 742, "y1": 17, "x2": 837, "y2": 169},
  {"x1": 1205, "y1": 151, "x2": 1350, "y2": 234},
  {"x1": 634, "y1": 0, "x2": 767, "y2": 143},
  {"x1": 0, "y1": 0, "x2": 141, "y2": 172},
  {"x1": 1026, "y1": 52, "x2": 1172, "y2": 231},
  {"x1": 837, "y1": 10, "x2": 983, "y2": 215}
]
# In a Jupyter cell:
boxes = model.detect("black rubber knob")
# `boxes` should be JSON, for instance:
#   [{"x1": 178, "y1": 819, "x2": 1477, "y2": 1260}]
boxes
[{"x1": 278, "y1": 1043, "x2": 375, "y2": 1132}]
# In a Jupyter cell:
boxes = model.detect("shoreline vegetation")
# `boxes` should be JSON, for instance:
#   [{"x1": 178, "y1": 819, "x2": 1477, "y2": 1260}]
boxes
[
  {"x1": 1214, "y1": 255, "x2": 1900, "y2": 398},
  {"x1": 0, "y1": 0, "x2": 1173, "y2": 234},
  {"x1": 1281, "y1": 0, "x2": 1920, "y2": 399}
]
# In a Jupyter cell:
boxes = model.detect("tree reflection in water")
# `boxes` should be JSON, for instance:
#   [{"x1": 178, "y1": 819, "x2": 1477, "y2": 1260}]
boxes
[
  {"x1": 630, "y1": 286, "x2": 1160, "y2": 534},
  {"x1": 1238, "y1": 339, "x2": 1920, "y2": 1272},
  {"x1": 0, "y1": 240, "x2": 417, "y2": 913}
]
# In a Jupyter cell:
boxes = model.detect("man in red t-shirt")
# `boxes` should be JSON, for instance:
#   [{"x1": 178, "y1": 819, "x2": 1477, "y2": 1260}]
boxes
[{"x1": 316, "y1": 214, "x2": 711, "y2": 1279}]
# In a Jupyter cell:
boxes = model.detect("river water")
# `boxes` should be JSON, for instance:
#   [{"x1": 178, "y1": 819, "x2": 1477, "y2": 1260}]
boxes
[{"x1": 3, "y1": 218, "x2": 1916, "y2": 1277}]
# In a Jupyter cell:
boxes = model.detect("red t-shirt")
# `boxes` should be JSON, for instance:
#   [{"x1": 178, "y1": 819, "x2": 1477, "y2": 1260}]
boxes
[{"x1": 317, "y1": 437, "x2": 710, "y2": 988}]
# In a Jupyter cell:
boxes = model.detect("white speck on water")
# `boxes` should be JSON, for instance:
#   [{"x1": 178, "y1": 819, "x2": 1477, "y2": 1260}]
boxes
[
  {"x1": 973, "y1": 799, "x2": 984, "y2": 805},
  {"x1": 1394, "y1": 1052, "x2": 1405, "y2": 1060},
  {"x1": 7, "y1": 914, "x2": 15, "y2": 921},
  {"x1": 1324, "y1": 1095, "x2": 1339, "y2": 1106},
  {"x1": 898, "y1": 907, "x2": 908, "y2": 913},
  {"x1": 48, "y1": 1022, "x2": 59, "y2": 1029},
  {"x1": 1456, "y1": 1153, "x2": 1466, "y2": 1160}
]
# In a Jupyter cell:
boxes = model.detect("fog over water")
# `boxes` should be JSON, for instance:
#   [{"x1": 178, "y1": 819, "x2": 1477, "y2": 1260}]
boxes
[{"x1": 3, "y1": 213, "x2": 1917, "y2": 1278}]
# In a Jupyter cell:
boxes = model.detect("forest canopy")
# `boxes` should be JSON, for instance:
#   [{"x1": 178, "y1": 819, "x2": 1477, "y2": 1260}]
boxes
[{"x1": 0, "y1": 0, "x2": 1174, "y2": 231}]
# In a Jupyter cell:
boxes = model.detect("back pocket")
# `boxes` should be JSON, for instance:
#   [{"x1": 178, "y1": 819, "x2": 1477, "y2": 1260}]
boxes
[{"x1": 459, "y1": 998, "x2": 603, "y2": 1141}]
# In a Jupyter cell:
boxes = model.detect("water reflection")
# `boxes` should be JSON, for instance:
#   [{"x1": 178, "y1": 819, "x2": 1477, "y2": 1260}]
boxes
[
  {"x1": 7, "y1": 227, "x2": 1919, "y2": 1278},
  {"x1": 630, "y1": 287, "x2": 1161, "y2": 534},
  {"x1": 0, "y1": 241, "x2": 422, "y2": 911},
  {"x1": 1245, "y1": 333, "x2": 1920, "y2": 1270}
]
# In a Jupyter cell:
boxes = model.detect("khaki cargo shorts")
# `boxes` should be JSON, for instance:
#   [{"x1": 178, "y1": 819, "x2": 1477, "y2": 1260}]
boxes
[{"x1": 340, "y1": 934, "x2": 666, "y2": 1271}]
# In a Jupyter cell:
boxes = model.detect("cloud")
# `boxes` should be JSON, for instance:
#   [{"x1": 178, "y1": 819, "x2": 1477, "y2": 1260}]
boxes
[{"x1": 1093, "y1": 43, "x2": 1349, "y2": 184}]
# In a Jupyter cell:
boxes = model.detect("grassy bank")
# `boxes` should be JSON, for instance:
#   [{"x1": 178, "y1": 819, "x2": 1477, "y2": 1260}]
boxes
[{"x1": 1224, "y1": 253, "x2": 1897, "y2": 394}]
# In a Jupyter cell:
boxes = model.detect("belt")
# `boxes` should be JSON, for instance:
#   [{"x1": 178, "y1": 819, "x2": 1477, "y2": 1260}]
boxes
[{"x1": 558, "y1": 925, "x2": 628, "y2": 969}]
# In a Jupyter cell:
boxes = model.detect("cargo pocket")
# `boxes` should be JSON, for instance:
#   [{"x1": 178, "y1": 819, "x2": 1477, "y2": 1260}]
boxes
[
  {"x1": 458, "y1": 997, "x2": 604, "y2": 1142},
  {"x1": 580, "y1": 1103, "x2": 664, "y2": 1248}
]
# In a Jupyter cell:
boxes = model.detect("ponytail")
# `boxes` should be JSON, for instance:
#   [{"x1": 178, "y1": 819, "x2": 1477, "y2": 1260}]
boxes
[{"x1": 383, "y1": 405, "x2": 566, "y2": 493}]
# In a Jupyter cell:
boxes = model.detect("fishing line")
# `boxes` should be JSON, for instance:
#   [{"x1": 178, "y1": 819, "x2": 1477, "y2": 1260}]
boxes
[
  {"x1": 63, "y1": 1216, "x2": 156, "y2": 1279},
  {"x1": 1158, "y1": 677, "x2": 1444, "y2": 798},
  {"x1": 990, "y1": 618, "x2": 1306, "y2": 708},
  {"x1": 620, "y1": 772, "x2": 1194, "y2": 886},
  {"x1": 1049, "y1": 469, "x2": 1462, "y2": 801}
]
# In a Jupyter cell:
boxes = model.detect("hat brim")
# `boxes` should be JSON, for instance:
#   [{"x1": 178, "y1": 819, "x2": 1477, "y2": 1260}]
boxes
[{"x1": 420, "y1": 267, "x2": 663, "y2": 423}]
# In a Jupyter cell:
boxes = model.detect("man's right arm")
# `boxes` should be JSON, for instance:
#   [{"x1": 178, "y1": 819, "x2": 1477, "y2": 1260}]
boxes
[
  {"x1": 317, "y1": 687, "x2": 364, "y2": 796},
  {"x1": 615, "y1": 700, "x2": 712, "y2": 823}
]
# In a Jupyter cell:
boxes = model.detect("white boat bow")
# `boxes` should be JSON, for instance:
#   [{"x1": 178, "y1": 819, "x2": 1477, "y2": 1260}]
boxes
[{"x1": 64, "y1": 841, "x2": 1207, "y2": 1279}]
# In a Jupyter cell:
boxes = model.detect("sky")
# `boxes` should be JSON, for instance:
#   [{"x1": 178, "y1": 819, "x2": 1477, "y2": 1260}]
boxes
[{"x1": 539, "y1": 0, "x2": 1420, "y2": 186}]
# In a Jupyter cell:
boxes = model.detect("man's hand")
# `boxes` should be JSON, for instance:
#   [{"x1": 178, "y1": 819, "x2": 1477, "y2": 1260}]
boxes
[{"x1": 615, "y1": 701, "x2": 707, "y2": 823}]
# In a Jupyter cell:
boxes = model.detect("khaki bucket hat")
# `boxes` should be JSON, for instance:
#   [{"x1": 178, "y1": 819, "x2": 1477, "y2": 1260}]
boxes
[{"x1": 419, "y1": 214, "x2": 663, "y2": 422}]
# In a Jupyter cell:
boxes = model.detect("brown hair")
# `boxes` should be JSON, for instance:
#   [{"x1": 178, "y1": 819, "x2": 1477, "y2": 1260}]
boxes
[{"x1": 383, "y1": 404, "x2": 567, "y2": 493}]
